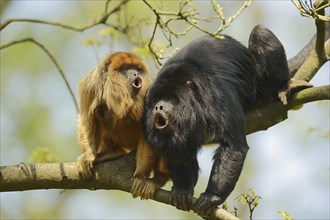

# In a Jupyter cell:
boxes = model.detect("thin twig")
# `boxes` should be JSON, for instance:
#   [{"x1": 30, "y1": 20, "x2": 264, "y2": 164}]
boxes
[
  {"x1": 0, "y1": 0, "x2": 129, "y2": 32},
  {"x1": 0, "y1": 38, "x2": 78, "y2": 111},
  {"x1": 141, "y1": 0, "x2": 251, "y2": 64},
  {"x1": 291, "y1": 0, "x2": 330, "y2": 21},
  {"x1": 214, "y1": 0, "x2": 252, "y2": 35}
]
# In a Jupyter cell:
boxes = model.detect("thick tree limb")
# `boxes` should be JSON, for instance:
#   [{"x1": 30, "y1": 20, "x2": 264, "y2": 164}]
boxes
[
  {"x1": 292, "y1": 5, "x2": 329, "y2": 81},
  {"x1": 0, "y1": 151, "x2": 238, "y2": 220},
  {"x1": 288, "y1": 22, "x2": 330, "y2": 76},
  {"x1": 246, "y1": 85, "x2": 330, "y2": 134},
  {"x1": 1, "y1": 85, "x2": 328, "y2": 219}
]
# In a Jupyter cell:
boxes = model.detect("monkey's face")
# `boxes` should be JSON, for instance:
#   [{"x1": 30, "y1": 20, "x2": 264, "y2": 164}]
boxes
[
  {"x1": 143, "y1": 77, "x2": 204, "y2": 161},
  {"x1": 153, "y1": 100, "x2": 174, "y2": 133},
  {"x1": 96, "y1": 52, "x2": 151, "y2": 120},
  {"x1": 118, "y1": 65, "x2": 144, "y2": 97}
]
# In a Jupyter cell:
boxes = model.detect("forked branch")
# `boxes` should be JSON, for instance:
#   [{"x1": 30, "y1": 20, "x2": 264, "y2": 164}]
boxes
[{"x1": 0, "y1": 38, "x2": 78, "y2": 111}]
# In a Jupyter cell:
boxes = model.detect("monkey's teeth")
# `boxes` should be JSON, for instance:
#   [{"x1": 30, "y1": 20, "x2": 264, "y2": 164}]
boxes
[{"x1": 133, "y1": 77, "x2": 142, "y2": 89}]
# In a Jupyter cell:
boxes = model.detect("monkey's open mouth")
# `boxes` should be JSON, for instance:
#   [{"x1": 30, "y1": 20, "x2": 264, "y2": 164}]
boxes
[
  {"x1": 132, "y1": 77, "x2": 142, "y2": 89},
  {"x1": 155, "y1": 112, "x2": 168, "y2": 130}
]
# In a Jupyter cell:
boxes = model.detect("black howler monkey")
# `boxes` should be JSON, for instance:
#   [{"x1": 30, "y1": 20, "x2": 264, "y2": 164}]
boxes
[{"x1": 142, "y1": 25, "x2": 310, "y2": 216}]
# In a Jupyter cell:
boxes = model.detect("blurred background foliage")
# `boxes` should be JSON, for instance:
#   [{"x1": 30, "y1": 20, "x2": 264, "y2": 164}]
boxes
[{"x1": 0, "y1": 1, "x2": 329, "y2": 219}]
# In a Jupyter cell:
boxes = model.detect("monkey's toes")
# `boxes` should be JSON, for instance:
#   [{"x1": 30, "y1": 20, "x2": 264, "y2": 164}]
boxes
[
  {"x1": 278, "y1": 79, "x2": 313, "y2": 105},
  {"x1": 140, "y1": 179, "x2": 162, "y2": 200},
  {"x1": 170, "y1": 188, "x2": 193, "y2": 211},
  {"x1": 278, "y1": 91, "x2": 288, "y2": 105},
  {"x1": 194, "y1": 192, "x2": 222, "y2": 217},
  {"x1": 131, "y1": 176, "x2": 147, "y2": 199}
]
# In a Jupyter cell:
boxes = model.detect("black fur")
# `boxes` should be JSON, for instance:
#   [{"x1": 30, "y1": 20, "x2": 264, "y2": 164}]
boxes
[
  {"x1": 249, "y1": 25, "x2": 290, "y2": 102},
  {"x1": 142, "y1": 26, "x2": 291, "y2": 216}
]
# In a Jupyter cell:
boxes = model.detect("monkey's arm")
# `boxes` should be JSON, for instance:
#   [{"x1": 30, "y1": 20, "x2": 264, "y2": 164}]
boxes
[
  {"x1": 168, "y1": 158, "x2": 199, "y2": 211},
  {"x1": 195, "y1": 143, "x2": 248, "y2": 217},
  {"x1": 76, "y1": 74, "x2": 100, "y2": 179}
]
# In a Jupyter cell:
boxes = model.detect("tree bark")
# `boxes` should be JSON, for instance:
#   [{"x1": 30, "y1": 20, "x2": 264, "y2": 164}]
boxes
[{"x1": 0, "y1": 151, "x2": 239, "y2": 220}]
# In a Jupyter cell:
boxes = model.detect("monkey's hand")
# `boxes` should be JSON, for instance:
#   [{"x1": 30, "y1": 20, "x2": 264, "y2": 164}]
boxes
[
  {"x1": 170, "y1": 187, "x2": 193, "y2": 211},
  {"x1": 194, "y1": 192, "x2": 222, "y2": 217},
  {"x1": 77, "y1": 152, "x2": 95, "y2": 179}
]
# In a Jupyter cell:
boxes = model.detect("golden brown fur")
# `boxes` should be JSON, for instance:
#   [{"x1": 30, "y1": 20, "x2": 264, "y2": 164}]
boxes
[{"x1": 77, "y1": 52, "x2": 169, "y2": 199}]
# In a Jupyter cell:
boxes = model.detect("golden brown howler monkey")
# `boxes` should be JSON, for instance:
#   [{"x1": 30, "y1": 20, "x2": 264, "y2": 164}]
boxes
[{"x1": 77, "y1": 52, "x2": 169, "y2": 199}]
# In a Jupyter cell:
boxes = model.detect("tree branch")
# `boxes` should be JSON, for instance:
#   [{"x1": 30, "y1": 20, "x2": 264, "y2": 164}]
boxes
[
  {"x1": 291, "y1": 1, "x2": 329, "y2": 81},
  {"x1": 291, "y1": 0, "x2": 330, "y2": 22},
  {"x1": 0, "y1": 0, "x2": 129, "y2": 32},
  {"x1": 1, "y1": 85, "x2": 328, "y2": 219},
  {"x1": 0, "y1": 151, "x2": 238, "y2": 220},
  {"x1": 246, "y1": 85, "x2": 330, "y2": 134},
  {"x1": 0, "y1": 38, "x2": 78, "y2": 111},
  {"x1": 287, "y1": 22, "x2": 330, "y2": 76}
]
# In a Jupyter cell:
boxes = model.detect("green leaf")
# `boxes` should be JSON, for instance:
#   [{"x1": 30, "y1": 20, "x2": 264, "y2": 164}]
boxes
[
  {"x1": 29, "y1": 146, "x2": 60, "y2": 163},
  {"x1": 240, "y1": 196, "x2": 247, "y2": 206},
  {"x1": 133, "y1": 45, "x2": 153, "y2": 59},
  {"x1": 82, "y1": 37, "x2": 101, "y2": 48},
  {"x1": 221, "y1": 201, "x2": 229, "y2": 211},
  {"x1": 278, "y1": 211, "x2": 294, "y2": 220},
  {"x1": 99, "y1": 27, "x2": 120, "y2": 41}
]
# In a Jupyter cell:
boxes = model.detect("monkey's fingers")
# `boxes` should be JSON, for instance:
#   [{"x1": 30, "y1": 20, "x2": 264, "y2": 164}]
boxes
[{"x1": 77, "y1": 156, "x2": 94, "y2": 179}]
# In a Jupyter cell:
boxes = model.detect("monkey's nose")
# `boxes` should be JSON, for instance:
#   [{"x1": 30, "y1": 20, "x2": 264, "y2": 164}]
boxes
[{"x1": 132, "y1": 76, "x2": 142, "y2": 89}]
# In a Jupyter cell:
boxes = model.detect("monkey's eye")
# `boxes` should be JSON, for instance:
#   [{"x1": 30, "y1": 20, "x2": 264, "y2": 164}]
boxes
[
  {"x1": 136, "y1": 66, "x2": 143, "y2": 72},
  {"x1": 119, "y1": 65, "x2": 130, "y2": 73}
]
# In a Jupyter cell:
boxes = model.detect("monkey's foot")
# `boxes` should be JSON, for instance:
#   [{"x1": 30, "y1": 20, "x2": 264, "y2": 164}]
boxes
[
  {"x1": 131, "y1": 176, "x2": 164, "y2": 200},
  {"x1": 170, "y1": 188, "x2": 193, "y2": 211},
  {"x1": 194, "y1": 192, "x2": 222, "y2": 217},
  {"x1": 278, "y1": 79, "x2": 313, "y2": 105},
  {"x1": 131, "y1": 175, "x2": 148, "y2": 198},
  {"x1": 77, "y1": 154, "x2": 94, "y2": 179}
]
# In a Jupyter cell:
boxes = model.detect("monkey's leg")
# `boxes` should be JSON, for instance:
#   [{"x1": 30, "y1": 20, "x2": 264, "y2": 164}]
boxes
[
  {"x1": 278, "y1": 78, "x2": 313, "y2": 105},
  {"x1": 95, "y1": 144, "x2": 127, "y2": 162},
  {"x1": 131, "y1": 138, "x2": 156, "y2": 199},
  {"x1": 194, "y1": 145, "x2": 248, "y2": 217},
  {"x1": 169, "y1": 158, "x2": 199, "y2": 211}
]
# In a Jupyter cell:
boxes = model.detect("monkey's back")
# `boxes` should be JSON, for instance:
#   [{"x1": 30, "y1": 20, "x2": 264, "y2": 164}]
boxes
[
  {"x1": 160, "y1": 35, "x2": 256, "y2": 108},
  {"x1": 146, "y1": 35, "x2": 256, "y2": 148}
]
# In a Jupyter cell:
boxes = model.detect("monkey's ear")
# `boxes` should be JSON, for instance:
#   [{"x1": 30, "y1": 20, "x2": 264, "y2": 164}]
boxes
[{"x1": 99, "y1": 56, "x2": 112, "y2": 76}]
